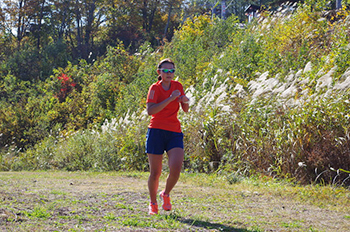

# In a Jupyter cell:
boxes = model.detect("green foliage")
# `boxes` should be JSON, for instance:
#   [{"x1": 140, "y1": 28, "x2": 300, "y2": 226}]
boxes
[
  {"x1": 41, "y1": 39, "x2": 71, "y2": 78},
  {"x1": 13, "y1": 111, "x2": 149, "y2": 172},
  {"x1": 5, "y1": 45, "x2": 41, "y2": 81},
  {"x1": 24, "y1": 206, "x2": 52, "y2": 219},
  {"x1": 1, "y1": 40, "x2": 71, "y2": 82},
  {"x1": 232, "y1": 92, "x2": 350, "y2": 183},
  {"x1": 220, "y1": 32, "x2": 263, "y2": 81},
  {"x1": 164, "y1": 15, "x2": 240, "y2": 86},
  {"x1": 1, "y1": 1, "x2": 350, "y2": 185},
  {"x1": 0, "y1": 41, "x2": 145, "y2": 153}
]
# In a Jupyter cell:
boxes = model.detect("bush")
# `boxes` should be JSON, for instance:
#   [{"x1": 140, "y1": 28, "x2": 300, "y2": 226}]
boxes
[
  {"x1": 9, "y1": 110, "x2": 150, "y2": 172},
  {"x1": 163, "y1": 14, "x2": 240, "y2": 86}
]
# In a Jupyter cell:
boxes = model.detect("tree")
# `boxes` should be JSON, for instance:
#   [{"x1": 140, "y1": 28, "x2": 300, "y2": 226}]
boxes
[
  {"x1": 101, "y1": 0, "x2": 180, "y2": 50},
  {"x1": 49, "y1": 0, "x2": 72, "y2": 40},
  {"x1": 2, "y1": 0, "x2": 35, "y2": 48},
  {"x1": 163, "y1": 0, "x2": 183, "y2": 39}
]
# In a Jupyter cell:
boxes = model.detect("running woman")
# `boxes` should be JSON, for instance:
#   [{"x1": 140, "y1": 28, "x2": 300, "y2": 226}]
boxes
[{"x1": 146, "y1": 58, "x2": 190, "y2": 215}]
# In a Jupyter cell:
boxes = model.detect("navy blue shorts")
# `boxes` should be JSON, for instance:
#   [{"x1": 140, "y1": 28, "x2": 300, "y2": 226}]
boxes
[{"x1": 146, "y1": 128, "x2": 184, "y2": 155}]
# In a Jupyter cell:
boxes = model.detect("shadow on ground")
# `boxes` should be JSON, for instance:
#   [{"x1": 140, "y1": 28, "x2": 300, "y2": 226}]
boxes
[{"x1": 164, "y1": 213, "x2": 253, "y2": 232}]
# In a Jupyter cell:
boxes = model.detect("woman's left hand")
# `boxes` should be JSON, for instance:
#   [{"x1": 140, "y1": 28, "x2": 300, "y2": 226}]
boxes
[{"x1": 178, "y1": 95, "x2": 189, "y2": 104}]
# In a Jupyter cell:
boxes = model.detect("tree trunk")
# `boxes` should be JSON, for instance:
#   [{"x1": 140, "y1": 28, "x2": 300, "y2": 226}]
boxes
[
  {"x1": 76, "y1": 0, "x2": 82, "y2": 59},
  {"x1": 58, "y1": 1, "x2": 69, "y2": 40},
  {"x1": 148, "y1": 2, "x2": 158, "y2": 33},
  {"x1": 164, "y1": 3, "x2": 173, "y2": 38},
  {"x1": 142, "y1": 0, "x2": 148, "y2": 32},
  {"x1": 84, "y1": 0, "x2": 96, "y2": 60},
  {"x1": 37, "y1": 0, "x2": 46, "y2": 50},
  {"x1": 17, "y1": 0, "x2": 25, "y2": 49}
]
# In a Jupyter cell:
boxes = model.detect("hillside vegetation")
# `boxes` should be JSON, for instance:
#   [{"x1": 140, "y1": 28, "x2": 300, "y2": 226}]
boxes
[{"x1": 1, "y1": 1, "x2": 350, "y2": 185}]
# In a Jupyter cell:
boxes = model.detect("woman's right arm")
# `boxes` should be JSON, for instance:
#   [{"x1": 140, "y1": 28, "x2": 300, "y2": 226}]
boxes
[{"x1": 147, "y1": 90, "x2": 181, "y2": 115}]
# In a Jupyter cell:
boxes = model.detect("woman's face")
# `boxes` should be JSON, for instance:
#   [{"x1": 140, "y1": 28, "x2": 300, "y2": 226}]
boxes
[{"x1": 158, "y1": 62, "x2": 175, "y2": 82}]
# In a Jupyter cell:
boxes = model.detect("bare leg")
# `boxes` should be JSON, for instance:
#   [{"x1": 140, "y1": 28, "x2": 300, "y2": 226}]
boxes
[
  {"x1": 148, "y1": 154, "x2": 163, "y2": 203},
  {"x1": 164, "y1": 147, "x2": 184, "y2": 195}
]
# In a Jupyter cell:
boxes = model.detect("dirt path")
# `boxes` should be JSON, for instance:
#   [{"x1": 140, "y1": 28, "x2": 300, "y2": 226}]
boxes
[{"x1": 0, "y1": 171, "x2": 349, "y2": 231}]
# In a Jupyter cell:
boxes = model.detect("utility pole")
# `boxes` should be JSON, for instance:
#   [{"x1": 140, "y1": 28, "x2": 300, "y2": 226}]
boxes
[
  {"x1": 221, "y1": 0, "x2": 226, "y2": 19},
  {"x1": 212, "y1": 1, "x2": 226, "y2": 19},
  {"x1": 336, "y1": 0, "x2": 342, "y2": 9}
]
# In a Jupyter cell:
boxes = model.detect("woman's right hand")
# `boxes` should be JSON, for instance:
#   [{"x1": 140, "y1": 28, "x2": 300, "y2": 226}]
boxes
[{"x1": 170, "y1": 90, "x2": 181, "y2": 101}]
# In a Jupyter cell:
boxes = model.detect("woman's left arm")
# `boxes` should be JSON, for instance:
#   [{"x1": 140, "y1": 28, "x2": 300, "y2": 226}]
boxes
[{"x1": 179, "y1": 95, "x2": 190, "y2": 112}]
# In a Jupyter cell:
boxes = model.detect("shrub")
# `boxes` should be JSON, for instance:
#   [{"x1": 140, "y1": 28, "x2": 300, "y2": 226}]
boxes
[{"x1": 164, "y1": 14, "x2": 240, "y2": 86}]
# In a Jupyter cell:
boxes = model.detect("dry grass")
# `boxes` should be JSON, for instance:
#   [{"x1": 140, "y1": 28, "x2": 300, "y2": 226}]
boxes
[{"x1": 0, "y1": 171, "x2": 349, "y2": 231}]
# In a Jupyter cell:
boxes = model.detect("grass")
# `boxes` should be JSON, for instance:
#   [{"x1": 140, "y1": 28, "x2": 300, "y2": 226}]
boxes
[{"x1": 0, "y1": 171, "x2": 349, "y2": 231}]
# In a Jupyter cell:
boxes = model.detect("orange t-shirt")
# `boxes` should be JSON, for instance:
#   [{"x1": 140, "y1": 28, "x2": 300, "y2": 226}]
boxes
[{"x1": 146, "y1": 80, "x2": 185, "y2": 133}]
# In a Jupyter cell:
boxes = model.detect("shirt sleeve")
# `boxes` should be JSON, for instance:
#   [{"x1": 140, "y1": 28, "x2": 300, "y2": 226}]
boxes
[
  {"x1": 146, "y1": 84, "x2": 158, "y2": 103},
  {"x1": 178, "y1": 82, "x2": 185, "y2": 96}
]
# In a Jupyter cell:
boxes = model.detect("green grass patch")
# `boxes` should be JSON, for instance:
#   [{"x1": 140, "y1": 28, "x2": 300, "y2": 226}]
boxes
[
  {"x1": 24, "y1": 206, "x2": 52, "y2": 219},
  {"x1": 0, "y1": 171, "x2": 349, "y2": 231}
]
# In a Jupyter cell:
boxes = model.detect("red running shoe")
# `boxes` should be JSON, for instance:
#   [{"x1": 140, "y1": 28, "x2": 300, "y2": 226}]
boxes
[
  {"x1": 148, "y1": 202, "x2": 158, "y2": 215},
  {"x1": 159, "y1": 191, "x2": 172, "y2": 211}
]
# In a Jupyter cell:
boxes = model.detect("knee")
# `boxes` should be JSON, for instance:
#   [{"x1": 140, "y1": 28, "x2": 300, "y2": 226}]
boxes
[
  {"x1": 170, "y1": 161, "x2": 183, "y2": 173},
  {"x1": 169, "y1": 165, "x2": 182, "y2": 176},
  {"x1": 149, "y1": 171, "x2": 161, "y2": 180}
]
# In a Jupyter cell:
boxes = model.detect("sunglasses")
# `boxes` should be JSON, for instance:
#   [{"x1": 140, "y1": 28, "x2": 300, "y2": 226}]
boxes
[{"x1": 159, "y1": 69, "x2": 175, "y2": 73}]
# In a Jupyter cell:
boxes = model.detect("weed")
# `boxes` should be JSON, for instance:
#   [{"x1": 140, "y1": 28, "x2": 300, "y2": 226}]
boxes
[
  {"x1": 24, "y1": 206, "x2": 51, "y2": 219},
  {"x1": 103, "y1": 212, "x2": 116, "y2": 221}
]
